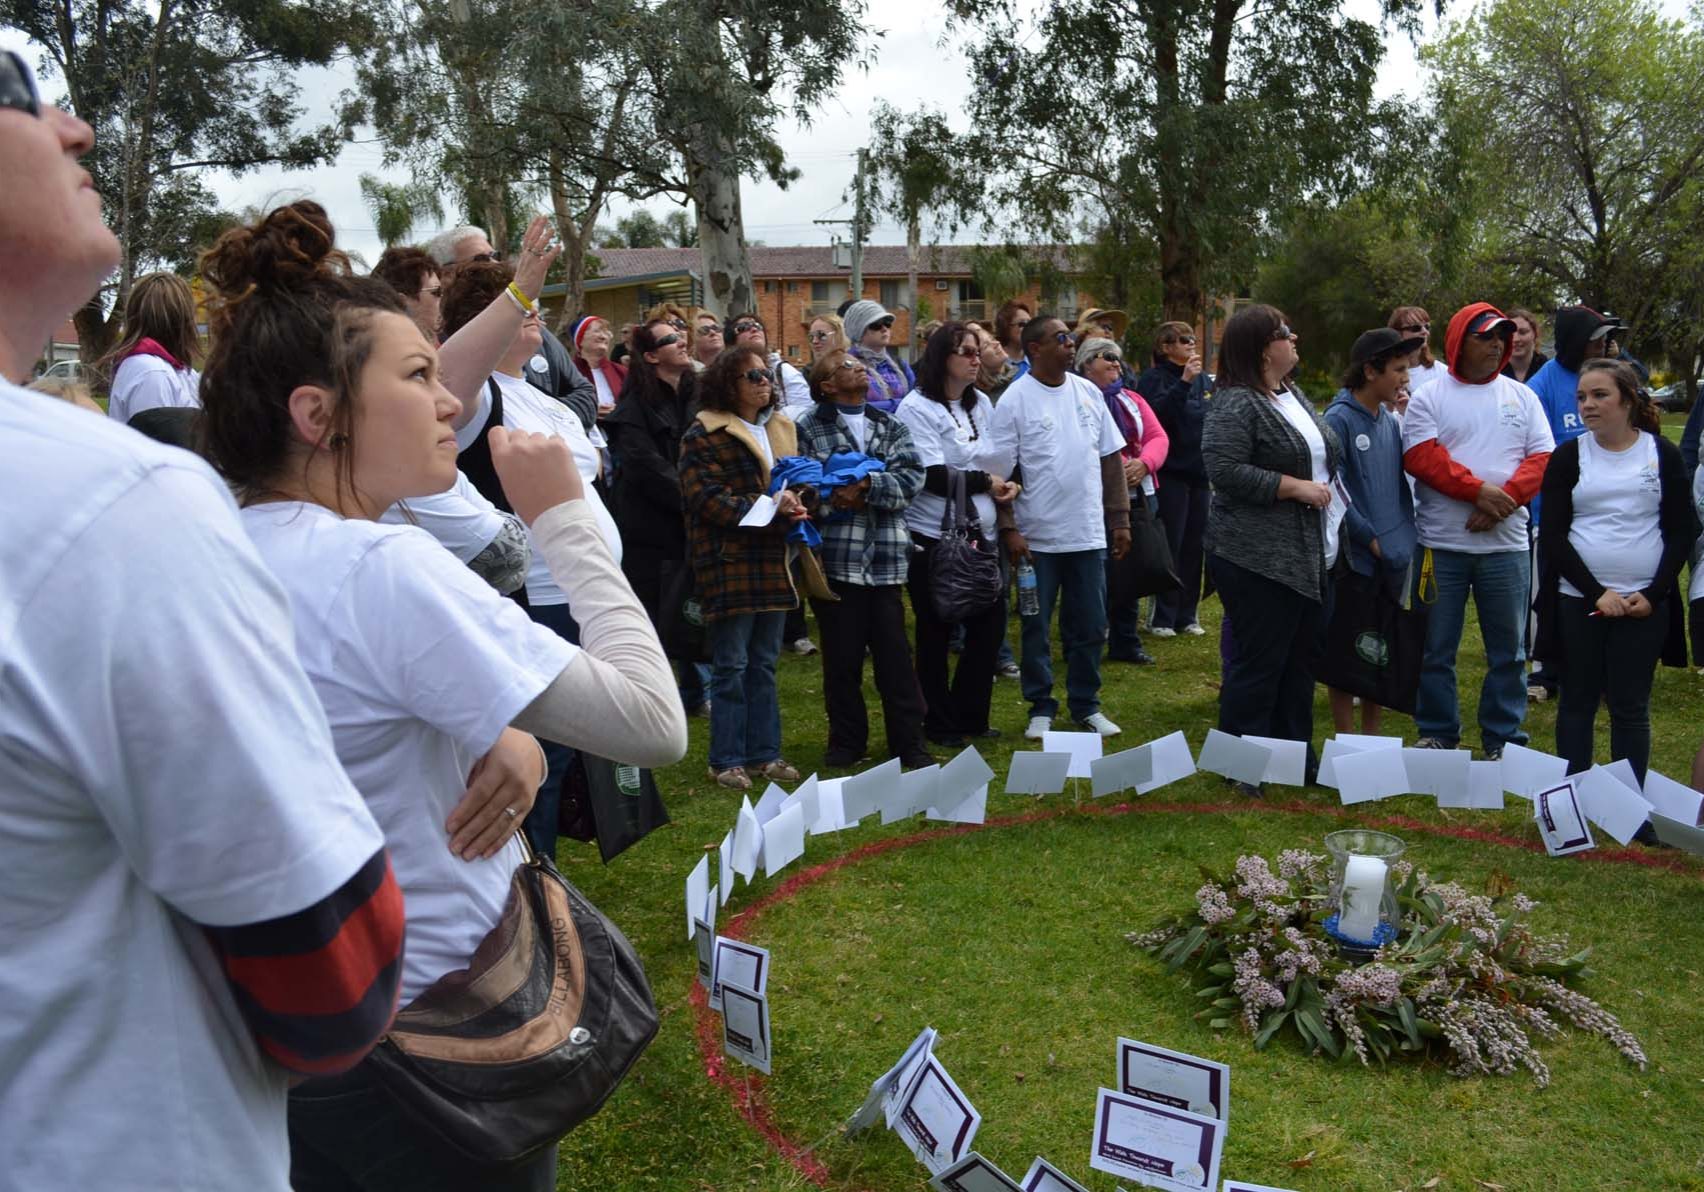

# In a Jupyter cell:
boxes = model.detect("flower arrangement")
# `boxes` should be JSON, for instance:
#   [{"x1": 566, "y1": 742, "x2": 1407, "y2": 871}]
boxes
[{"x1": 1126, "y1": 849, "x2": 1647, "y2": 1087}]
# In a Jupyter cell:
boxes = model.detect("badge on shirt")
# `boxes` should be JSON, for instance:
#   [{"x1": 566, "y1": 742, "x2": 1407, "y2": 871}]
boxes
[
  {"x1": 1040, "y1": 415, "x2": 1055, "y2": 432},
  {"x1": 1355, "y1": 433, "x2": 1371, "y2": 451},
  {"x1": 1076, "y1": 398, "x2": 1101, "y2": 431},
  {"x1": 1640, "y1": 463, "x2": 1660, "y2": 493},
  {"x1": 1498, "y1": 398, "x2": 1523, "y2": 427}
]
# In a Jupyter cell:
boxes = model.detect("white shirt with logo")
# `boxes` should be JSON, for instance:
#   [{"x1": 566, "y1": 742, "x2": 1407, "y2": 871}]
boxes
[
  {"x1": 983, "y1": 371, "x2": 1126, "y2": 553},
  {"x1": 1562, "y1": 431, "x2": 1664, "y2": 598},
  {"x1": 1402, "y1": 373, "x2": 1553, "y2": 554}
]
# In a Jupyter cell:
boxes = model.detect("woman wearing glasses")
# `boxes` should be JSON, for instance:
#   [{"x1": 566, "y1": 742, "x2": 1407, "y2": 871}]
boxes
[
  {"x1": 1388, "y1": 306, "x2": 1444, "y2": 398},
  {"x1": 1137, "y1": 321, "x2": 1212, "y2": 638},
  {"x1": 727, "y1": 310, "x2": 814, "y2": 418},
  {"x1": 1202, "y1": 305, "x2": 1343, "y2": 795},
  {"x1": 807, "y1": 313, "x2": 847, "y2": 362},
  {"x1": 679, "y1": 348, "x2": 813, "y2": 790},
  {"x1": 691, "y1": 309, "x2": 724, "y2": 369}
]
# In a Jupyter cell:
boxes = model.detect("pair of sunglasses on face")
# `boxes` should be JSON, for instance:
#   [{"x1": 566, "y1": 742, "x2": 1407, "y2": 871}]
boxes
[
  {"x1": 731, "y1": 320, "x2": 763, "y2": 336},
  {"x1": 2, "y1": 50, "x2": 41, "y2": 118}
]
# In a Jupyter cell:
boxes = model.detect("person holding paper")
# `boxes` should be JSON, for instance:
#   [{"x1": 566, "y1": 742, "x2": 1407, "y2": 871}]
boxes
[
  {"x1": 1535, "y1": 360, "x2": 1695, "y2": 785},
  {"x1": 796, "y1": 348, "x2": 933, "y2": 770},
  {"x1": 1403, "y1": 303, "x2": 1554, "y2": 760},
  {"x1": 1202, "y1": 305, "x2": 1343, "y2": 794},
  {"x1": 680, "y1": 347, "x2": 816, "y2": 790}
]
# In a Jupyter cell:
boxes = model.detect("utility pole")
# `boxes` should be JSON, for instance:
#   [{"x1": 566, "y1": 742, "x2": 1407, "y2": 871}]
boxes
[{"x1": 814, "y1": 151, "x2": 870, "y2": 304}]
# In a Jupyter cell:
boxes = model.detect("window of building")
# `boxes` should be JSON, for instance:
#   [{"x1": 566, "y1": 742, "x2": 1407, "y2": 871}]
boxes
[
  {"x1": 810, "y1": 280, "x2": 833, "y2": 304},
  {"x1": 879, "y1": 279, "x2": 901, "y2": 310}
]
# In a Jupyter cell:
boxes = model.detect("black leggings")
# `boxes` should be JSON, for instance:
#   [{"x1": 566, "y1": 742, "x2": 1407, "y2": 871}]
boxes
[{"x1": 1554, "y1": 595, "x2": 1667, "y2": 782}]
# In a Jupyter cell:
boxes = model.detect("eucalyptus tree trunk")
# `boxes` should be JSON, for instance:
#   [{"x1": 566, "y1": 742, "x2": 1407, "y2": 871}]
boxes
[{"x1": 690, "y1": 139, "x2": 754, "y2": 318}]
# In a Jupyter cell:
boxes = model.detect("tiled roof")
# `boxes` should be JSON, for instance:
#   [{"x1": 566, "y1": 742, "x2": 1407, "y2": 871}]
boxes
[{"x1": 587, "y1": 244, "x2": 1079, "y2": 281}]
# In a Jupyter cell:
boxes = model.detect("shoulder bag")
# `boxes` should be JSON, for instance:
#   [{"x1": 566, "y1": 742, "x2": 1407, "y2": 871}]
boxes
[{"x1": 930, "y1": 467, "x2": 1004, "y2": 622}]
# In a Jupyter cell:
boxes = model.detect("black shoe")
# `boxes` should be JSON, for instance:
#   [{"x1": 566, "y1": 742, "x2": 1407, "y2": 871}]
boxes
[
  {"x1": 1230, "y1": 779, "x2": 1264, "y2": 800},
  {"x1": 972, "y1": 727, "x2": 1002, "y2": 740},
  {"x1": 926, "y1": 730, "x2": 968, "y2": 748},
  {"x1": 900, "y1": 752, "x2": 937, "y2": 771},
  {"x1": 823, "y1": 747, "x2": 861, "y2": 768},
  {"x1": 1106, "y1": 650, "x2": 1156, "y2": 665}
]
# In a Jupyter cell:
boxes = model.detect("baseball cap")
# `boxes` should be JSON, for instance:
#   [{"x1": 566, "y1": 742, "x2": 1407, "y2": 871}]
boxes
[
  {"x1": 1464, "y1": 311, "x2": 1515, "y2": 337},
  {"x1": 1350, "y1": 327, "x2": 1424, "y2": 365}
]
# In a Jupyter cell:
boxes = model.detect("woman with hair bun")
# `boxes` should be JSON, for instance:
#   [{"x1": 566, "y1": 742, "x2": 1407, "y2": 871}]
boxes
[
  {"x1": 1536, "y1": 358, "x2": 1695, "y2": 786},
  {"x1": 100, "y1": 270, "x2": 202, "y2": 423},
  {"x1": 197, "y1": 200, "x2": 686, "y2": 1189}
]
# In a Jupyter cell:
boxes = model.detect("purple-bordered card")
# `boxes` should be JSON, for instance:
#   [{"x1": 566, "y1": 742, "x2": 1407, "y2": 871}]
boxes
[
  {"x1": 1534, "y1": 780, "x2": 1595, "y2": 856},
  {"x1": 1116, "y1": 1037, "x2": 1229, "y2": 1121},
  {"x1": 709, "y1": 937, "x2": 769, "y2": 1012},
  {"x1": 1088, "y1": 1087, "x2": 1223, "y2": 1191},
  {"x1": 895, "y1": 1056, "x2": 982, "y2": 1174}
]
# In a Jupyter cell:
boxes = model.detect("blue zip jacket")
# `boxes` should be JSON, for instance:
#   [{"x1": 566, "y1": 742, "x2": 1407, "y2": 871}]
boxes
[{"x1": 1322, "y1": 389, "x2": 1415, "y2": 599}]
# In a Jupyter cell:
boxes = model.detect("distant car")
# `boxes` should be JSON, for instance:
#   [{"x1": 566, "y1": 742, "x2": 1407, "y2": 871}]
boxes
[
  {"x1": 36, "y1": 359, "x2": 85, "y2": 383},
  {"x1": 1651, "y1": 383, "x2": 1693, "y2": 412}
]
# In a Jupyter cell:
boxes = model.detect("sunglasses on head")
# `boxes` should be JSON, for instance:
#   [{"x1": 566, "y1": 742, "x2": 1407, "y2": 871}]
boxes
[
  {"x1": 650, "y1": 333, "x2": 681, "y2": 349},
  {"x1": 742, "y1": 368, "x2": 772, "y2": 385},
  {"x1": 732, "y1": 320, "x2": 763, "y2": 335},
  {"x1": 1, "y1": 51, "x2": 40, "y2": 118}
]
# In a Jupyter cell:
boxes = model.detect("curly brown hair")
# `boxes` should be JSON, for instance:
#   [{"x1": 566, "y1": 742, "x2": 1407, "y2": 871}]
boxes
[{"x1": 697, "y1": 347, "x2": 774, "y2": 414}]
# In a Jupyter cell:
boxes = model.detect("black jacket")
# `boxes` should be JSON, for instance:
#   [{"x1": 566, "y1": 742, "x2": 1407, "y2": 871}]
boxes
[
  {"x1": 1535, "y1": 432, "x2": 1697, "y2": 669},
  {"x1": 605, "y1": 372, "x2": 697, "y2": 560},
  {"x1": 1136, "y1": 359, "x2": 1213, "y2": 484}
]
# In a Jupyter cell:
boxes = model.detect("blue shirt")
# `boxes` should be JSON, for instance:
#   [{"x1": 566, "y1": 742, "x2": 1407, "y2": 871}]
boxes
[{"x1": 1322, "y1": 389, "x2": 1415, "y2": 596}]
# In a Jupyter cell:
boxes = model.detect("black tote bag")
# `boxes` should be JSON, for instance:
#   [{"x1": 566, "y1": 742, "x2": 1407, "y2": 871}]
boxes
[
  {"x1": 558, "y1": 753, "x2": 671, "y2": 864},
  {"x1": 1107, "y1": 495, "x2": 1181, "y2": 605},
  {"x1": 1315, "y1": 569, "x2": 1425, "y2": 715}
]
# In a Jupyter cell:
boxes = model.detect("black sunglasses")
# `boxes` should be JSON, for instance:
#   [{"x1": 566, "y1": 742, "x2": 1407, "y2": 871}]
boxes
[
  {"x1": 1398, "y1": 323, "x2": 1430, "y2": 334},
  {"x1": 1053, "y1": 330, "x2": 1076, "y2": 346},
  {"x1": 466, "y1": 250, "x2": 501, "y2": 264},
  {"x1": 953, "y1": 346, "x2": 980, "y2": 360},
  {"x1": 2, "y1": 51, "x2": 41, "y2": 118},
  {"x1": 1269, "y1": 324, "x2": 1294, "y2": 342},
  {"x1": 666, "y1": 317, "x2": 687, "y2": 329},
  {"x1": 1092, "y1": 350, "x2": 1123, "y2": 365},
  {"x1": 1167, "y1": 335, "x2": 1196, "y2": 346},
  {"x1": 697, "y1": 322, "x2": 722, "y2": 335},
  {"x1": 835, "y1": 358, "x2": 867, "y2": 372},
  {"x1": 742, "y1": 368, "x2": 772, "y2": 385},
  {"x1": 732, "y1": 320, "x2": 763, "y2": 335},
  {"x1": 872, "y1": 318, "x2": 895, "y2": 330},
  {"x1": 650, "y1": 333, "x2": 681, "y2": 349}
]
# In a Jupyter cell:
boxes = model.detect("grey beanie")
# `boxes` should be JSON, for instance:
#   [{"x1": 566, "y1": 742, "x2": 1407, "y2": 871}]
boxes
[
  {"x1": 843, "y1": 299, "x2": 893, "y2": 345},
  {"x1": 1074, "y1": 336, "x2": 1122, "y2": 373}
]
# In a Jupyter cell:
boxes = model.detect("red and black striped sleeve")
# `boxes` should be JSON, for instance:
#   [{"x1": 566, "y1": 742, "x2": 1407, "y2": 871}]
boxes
[{"x1": 202, "y1": 848, "x2": 406, "y2": 1077}]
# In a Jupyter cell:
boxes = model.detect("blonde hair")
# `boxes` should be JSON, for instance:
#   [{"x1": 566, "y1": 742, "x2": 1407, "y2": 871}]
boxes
[
  {"x1": 98, "y1": 272, "x2": 200, "y2": 387},
  {"x1": 806, "y1": 312, "x2": 847, "y2": 356}
]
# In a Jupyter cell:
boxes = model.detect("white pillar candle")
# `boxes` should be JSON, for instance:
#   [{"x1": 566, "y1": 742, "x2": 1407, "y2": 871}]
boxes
[{"x1": 1339, "y1": 854, "x2": 1388, "y2": 942}]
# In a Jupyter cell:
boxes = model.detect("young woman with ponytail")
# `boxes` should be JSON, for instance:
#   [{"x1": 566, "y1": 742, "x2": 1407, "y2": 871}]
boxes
[
  {"x1": 1536, "y1": 359, "x2": 1697, "y2": 786},
  {"x1": 196, "y1": 200, "x2": 686, "y2": 1189}
]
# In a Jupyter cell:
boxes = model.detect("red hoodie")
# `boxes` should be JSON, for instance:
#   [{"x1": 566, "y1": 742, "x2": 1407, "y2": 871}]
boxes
[{"x1": 1402, "y1": 302, "x2": 1550, "y2": 506}]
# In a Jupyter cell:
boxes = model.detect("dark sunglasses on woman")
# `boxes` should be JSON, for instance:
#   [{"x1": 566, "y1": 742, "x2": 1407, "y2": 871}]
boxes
[
  {"x1": 2, "y1": 50, "x2": 42, "y2": 118},
  {"x1": 742, "y1": 368, "x2": 772, "y2": 385},
  {"x1": 650, "y1": 333, "x2": 681, "y2": 349},
  {"x1": 732, "y1": 321, "x2": 763, "y2": 336}
]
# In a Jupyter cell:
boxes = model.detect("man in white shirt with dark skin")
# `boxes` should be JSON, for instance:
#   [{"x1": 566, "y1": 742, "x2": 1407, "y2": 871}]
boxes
[{"x1": 986, "y1": 315, "x2": 1132, "y2": 740}]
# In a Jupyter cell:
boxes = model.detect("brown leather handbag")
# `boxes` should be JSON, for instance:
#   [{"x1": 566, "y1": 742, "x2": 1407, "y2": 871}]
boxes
[{"x1": 364, "y1": 851, "x2": 659, "y2": 1164}]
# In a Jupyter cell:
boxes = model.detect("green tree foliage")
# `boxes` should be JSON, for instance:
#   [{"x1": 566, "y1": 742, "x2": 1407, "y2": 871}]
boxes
[
  {"x1": 359, "y1": 174, "x2": 445, "y2": 247},
  {"x1": 3, "y1": 0, "x2": 377, "y2": 353},
  {"x1": 1425, "y1": 0, "x2": 1704, "y2": 353},
  {"x1": 948, "y1": 0, "x2": 1426, "y2": 322}
]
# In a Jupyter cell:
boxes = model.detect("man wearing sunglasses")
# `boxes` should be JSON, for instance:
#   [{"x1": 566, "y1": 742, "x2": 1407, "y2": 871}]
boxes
[
  {"x1": 1, "y1": 49, "x2": 403, "y2": 1188},
  {"x1": 985, "y1": 315, "x2": 1132, "y2": 741},
  {"x1": 1402, "y1": 303, "x2": 1554, "y2": 760}
]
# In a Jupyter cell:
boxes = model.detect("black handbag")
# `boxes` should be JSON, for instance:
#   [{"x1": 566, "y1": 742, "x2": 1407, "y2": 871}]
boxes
[
  {"x1": 929, "y1": 468, "x2": 1004, "y2": 622},
  {"x1": 657, "y1": 556, "x2": 711, "y2": 663},
  {"x1": 1315, "y1": 568, "x2": 1426, "y2": 715},
  {"x1": 558, "y1": 752, "x2": 672, "y2": 864},
  {"x1": 363, "y1": 849, "x2": 659, "y2": 1164},
  {"x1": 1107, "y1": 494, "x2": 1181, "y2": 605}
]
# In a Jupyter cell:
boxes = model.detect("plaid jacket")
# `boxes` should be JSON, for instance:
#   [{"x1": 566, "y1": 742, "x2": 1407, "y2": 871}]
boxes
[
  {"x1": 793, "y1": 402, "x2": 925, "y2": 587},
  {"x1": 678, "y1": 409, "x2": 802, "y2": 621}
]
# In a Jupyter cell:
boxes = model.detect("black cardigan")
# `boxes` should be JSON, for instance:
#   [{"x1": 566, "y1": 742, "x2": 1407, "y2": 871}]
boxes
[{"x1": 1534, "y1": 432, "x2": 1698, "y2": 669}]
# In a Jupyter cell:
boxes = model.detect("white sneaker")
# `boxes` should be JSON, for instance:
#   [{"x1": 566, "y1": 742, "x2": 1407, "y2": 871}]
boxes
[
  {"x1": 791, "y1": 637, "x2": 818, "y2": 655},
  {"x1": 1149, "y1": 626, "x2": 1177, "y2": 638},
  {"x1": 1025, "y1": 715, "x2": 1052, "y2": 741},
  {"x1": 1075, "y1": 711, "x2": 1122, "y2": 737},
  {"x1": 1181, "y1": 622, "x2": 1206, "y2": 636}
]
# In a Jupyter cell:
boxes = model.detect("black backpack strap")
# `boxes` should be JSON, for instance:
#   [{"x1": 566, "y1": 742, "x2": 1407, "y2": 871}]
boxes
[{"x1": 459, "y1": 377, "x2": 511, "y2": 514}]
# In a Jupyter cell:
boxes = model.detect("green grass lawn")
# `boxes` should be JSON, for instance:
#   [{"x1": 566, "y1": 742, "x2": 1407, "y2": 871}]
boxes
[{"x1": 551, "y1": 594, "x2": 1704, "y2": 1191}]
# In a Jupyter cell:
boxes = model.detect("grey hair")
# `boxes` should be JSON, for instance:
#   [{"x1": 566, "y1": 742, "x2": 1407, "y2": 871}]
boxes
[{"x1": 425, "y1": 225, "x2": 490, "y2": 266}]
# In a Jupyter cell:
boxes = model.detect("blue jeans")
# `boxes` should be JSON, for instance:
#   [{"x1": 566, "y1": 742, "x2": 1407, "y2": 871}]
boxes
[
  {"x1": 1019, "y1": 548, "x2": 1108, "y2": 720},
  {"x1": 523, "y1": 601, "x2": 579, "y2": 860},
  {"x1": 1415, "y1": 547, "x2": 1531, "y2": 750},
  {"x1": 707, "y1": 610, "x2": 785, "y2": 771},
  {"x1": 678, "y1": 661, "x2": 711, "y2": 708}
]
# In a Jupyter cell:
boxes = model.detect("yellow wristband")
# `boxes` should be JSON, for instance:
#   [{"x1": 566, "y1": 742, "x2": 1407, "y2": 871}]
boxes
[{"x1": 506, "y1": 282, "x2": 536, "y2": 316}]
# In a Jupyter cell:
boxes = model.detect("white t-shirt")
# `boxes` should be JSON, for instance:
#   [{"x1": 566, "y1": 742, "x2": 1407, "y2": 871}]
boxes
[
  {"x1": 106, "y1": 353, "x2": 201, "y2": 422},
  {"x1": 1114, "y1": 392, "x2": 1157, "y2": 498},
  {"x1": 1407, "y1": 360, "x2": 1446, "y2": 399},
  {"x1": 381, "y1": 469, "x2": 505, "y2": 563},
  {"x1": 894, "y1": 389, "x2": 998, "y2": 535},
  {"x1": 1690, "y1": 465, "x2": 1704, "y2": 604},
  {"x1": 1402, "y1": 372, "x2": 1554, "y2": 553},
  {"x1": 241, "y1": 502, "x2": 577, "y2": 1002},
  {"x1": 839, "y1": 406, "x2": 869, "y2": 452},
  {"x1": 457, "y1": 372, "x2": 622, "y2": 604},
  {"x1": 0, "y1": 385, "x2": 385, "y2": 1190},
  {"x1": 737, "y1": 416, "x2": 773, "y2": 467},
  {"x1": 983, "y1": 370, "x2": 1126, "y2": 553},
  {"x1": 1272, "y1": 388, "x2": 1343, "y2": 567},
  {"x1": 591, "y1": 367, "x2": 617, "y2": 412},
  {"x1": 1561, "y1": 432, "x2": 1663, "y2": 599}
]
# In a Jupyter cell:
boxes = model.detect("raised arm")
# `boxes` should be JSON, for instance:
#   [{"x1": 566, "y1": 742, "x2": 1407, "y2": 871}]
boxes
[{"x1": 438, "y1": 217, "x2": 560, "y2": 424}]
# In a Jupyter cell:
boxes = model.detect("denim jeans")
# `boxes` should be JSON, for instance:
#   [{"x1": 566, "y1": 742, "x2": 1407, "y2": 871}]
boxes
[
  {"x1": 707, "y1": 610, "x2": 785, "y2": 771},
  {"x1": 1019, "y1": 548, "x2": 1108, "y2": 720},
  {"x1": 1415, "y1": 547, "x2": 1531, "y2": 750},
  {"x1": 523, "y1": 601, "x2": 579, "y2": 860},
  {"x1": 678, "y1": 660, "x2": 711, "y2": 708}
]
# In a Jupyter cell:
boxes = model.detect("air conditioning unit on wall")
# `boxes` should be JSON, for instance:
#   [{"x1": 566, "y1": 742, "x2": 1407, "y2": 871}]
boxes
[{"x1": 935, "y1": 280, "x2": 949, "y2": 290}]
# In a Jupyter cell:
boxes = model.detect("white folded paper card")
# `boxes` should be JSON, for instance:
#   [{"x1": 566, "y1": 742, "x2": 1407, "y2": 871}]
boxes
[
  {"x1": 1642, "y1": 770, "x2": 1703, "y2": 826},
  {"x1": 1315, "y1": 735, "x2": 1400, "y2": 788},
  {"x1": 1088, "y1": 1086, "x2": 1224, "y2": 1192},
  {"x1": 761, "y1": 801, "x2": 806, "y2": 876},
  {"x1": 1533, "y1": 781, "x2": 1594, "y2": 857},
  {"x1": 1466, "y1": 759, "x2": 1504, "y2": 810},
  {"x1": 1405, "y1": 747, "x2": 1471, "y2": 803},
  {"x1": 709, "y1": 936, "x2": 769, "y2": 1012},
  {"x1": 888, "y1": 764, "x2": 940, "y2": 824},
  {"x1": 847, "y1": 1026, "x2": 936, "y2": 1136},
  {"x1": 894, "y1": 1056, "x2": 982, "y2": 1174},
  {"x1": 1574, "y1": 765, "x2": 1653, "y2": 846},
  {"x1": 808, "y1": 777, "x2": 849, "y2": 835},
  {"x1": 1334, "y1": 745, "x2": 1409, "y2": 805},
  {"x1": 1019, "y1": 1157, "x2": 1093, "y2": 1192},
  {"x1": 719, "y1": 977, "x2": 771, "y2": 1075},
  {"x1": 685, "y1": 855, "x2": 710, "y2": 942},
  {"x1": 1091, "y1": 744, "x2": 1155, "y2": 798},
  {"x1": 929, "y1": 746, "x2": 996, "y2": 815},
  {"x1": 732, "y1": 795, "x2": 762, "y2": 880},
  {"x1": 927, "y1": 780, "x2": 988, "y2": 825},
  {"x1": 753, "y1": 781, "x2": 786, "y2": 826},
  {"x1": 1649, "y1": 812, "x2": 1704, "y2": 855},
  {"x1": 1117, "y1": 1037, "x2": 1229, "y2": 1121},
  {"x1": 1599, "y1": 757, "x2": 1641, "y2": 793},
  {"x1": 1136, "y1": 731, "x2": 1198, "y2": 794},
  {"x1": 1196, "y1": 729, "x2": 1272, "y2": 785},
  {"x1": 718, "y1": 831, "x2": 735, "y2": 906},
  {"x1": 1007, "y1": 751, "x2": 1073, "y2": 796},
  {"x1": 1241, "y1": 735, "x2": 1307, "y2": 787},
  {"x1": 930, "y1": 1152, "x2": 1025, "y2": 1192},
  {"x1": 1043, "y1": 731, "x2": 1104, "y2": 779},
  {"x1": 738, "y1": 493, "x2": 778, "y2": 526},
  {"x1": 1501, "y1": 743, "x2": 1568, "y2": 800},
  {"x1": 842, "y1": 757, "x2": 902, "y2": 826}
]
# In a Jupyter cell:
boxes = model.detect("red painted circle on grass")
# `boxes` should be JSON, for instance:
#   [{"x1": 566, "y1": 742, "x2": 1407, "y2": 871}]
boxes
[{"x1": 689, "y1": 796, "x2": 1699, "y2": 1189}]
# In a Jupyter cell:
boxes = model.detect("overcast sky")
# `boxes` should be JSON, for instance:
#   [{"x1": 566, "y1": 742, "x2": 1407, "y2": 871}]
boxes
[{"x1": 3, "y1": 0, "x2": 1480, "y2": 267}]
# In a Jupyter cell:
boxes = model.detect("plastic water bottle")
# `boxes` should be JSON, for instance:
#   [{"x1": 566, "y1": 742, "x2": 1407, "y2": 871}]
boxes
[{"x1": 1016, "y1": 558, "x2": 1040, "y2": 617}]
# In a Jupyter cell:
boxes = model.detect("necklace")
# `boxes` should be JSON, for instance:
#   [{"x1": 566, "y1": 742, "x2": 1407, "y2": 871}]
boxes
[{"x1": 942, "y1": 395, "x2": 980, "y2": 440}]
